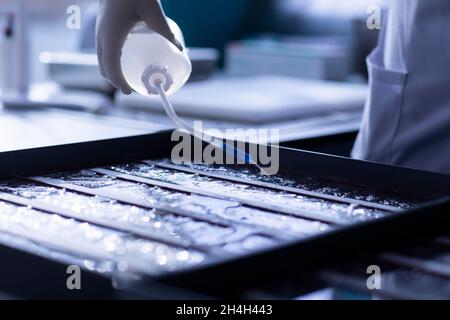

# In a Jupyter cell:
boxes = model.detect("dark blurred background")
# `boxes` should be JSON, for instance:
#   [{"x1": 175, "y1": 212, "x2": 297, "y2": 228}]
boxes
[{"x1": 161, "y1": 0, "x2": 379, "y2": 73}]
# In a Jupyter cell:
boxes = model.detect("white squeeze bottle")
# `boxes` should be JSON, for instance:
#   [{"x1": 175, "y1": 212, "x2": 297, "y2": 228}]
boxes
[
  {"x1": 121, "y1": 18, "x2": 272, "y2": 177},
  {"x1": 121, "y1": 19, "x2": 192, "y2": 96}
]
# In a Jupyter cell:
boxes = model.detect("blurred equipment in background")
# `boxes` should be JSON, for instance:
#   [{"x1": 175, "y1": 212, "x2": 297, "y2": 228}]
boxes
[
  {"x1": 246, "y1": 0, "x2": 381, "y2": 79},
  {"x1": 0, "y1": 0, "x2": 108, "y2": 111},
  {"x1": 40, "y1": 48, "x2": 220, "y2": 93},
  {"x1": 226, "y1": 36, "x2": 353, "y2": 81},
  {"x1": 117, "y1": 75, "x2": 367, "y2": 124},
  {"x1": 40, "y1": 51, "x2": 113, "y2": 93},
  {"x1": 161, "y1": 0, "x2": 254, "y2": 51},
  {"x1": 187, "y1": 48, "x2": 220, "y2": 82},
  {"x1": 0, "y1": 0, "x2": 30, "y2": 97},
  {"x1": 0, "y1": 14, "x2": 15, "y2": 93}
]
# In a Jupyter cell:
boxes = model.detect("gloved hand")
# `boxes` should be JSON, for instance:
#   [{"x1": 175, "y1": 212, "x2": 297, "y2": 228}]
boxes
[{"x1": 96, "y1": 0, "x2": 182, "y2": 94}]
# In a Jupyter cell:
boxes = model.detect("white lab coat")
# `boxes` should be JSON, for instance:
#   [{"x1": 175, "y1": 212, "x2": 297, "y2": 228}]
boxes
[{"x1": 352, "y1": 0, "x2": 450, "y2": 175}]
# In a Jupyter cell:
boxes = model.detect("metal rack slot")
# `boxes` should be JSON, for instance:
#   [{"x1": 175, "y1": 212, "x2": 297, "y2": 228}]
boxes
[
  {"x1": 92, "y1": 167, "x2": 346, "y2": 226},
  {"x1": 0, "y1": 191, "x2": 206, "y2": 252},
  {"x1": 154, "y1": 162, "x2": 402, "y2": 213},
  {"x1": 27, "y1": 176, "x2": 293, "y2": 242}
]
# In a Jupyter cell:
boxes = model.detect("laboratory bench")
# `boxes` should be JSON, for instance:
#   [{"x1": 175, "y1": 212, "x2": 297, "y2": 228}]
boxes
[
  {"x1": 2, "y1": 80, "x2": 363, "y2": 158},
  {"x1": 0, "y1": 107, "x2": 447, "y2": 299}
]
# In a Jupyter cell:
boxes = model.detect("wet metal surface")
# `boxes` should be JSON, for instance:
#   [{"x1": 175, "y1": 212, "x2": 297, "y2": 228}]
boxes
[{"x1": 0, "y1": 159, "x2": 425, "y2": 279}]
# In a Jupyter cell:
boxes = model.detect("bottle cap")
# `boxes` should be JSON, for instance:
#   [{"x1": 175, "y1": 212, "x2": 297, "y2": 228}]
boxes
[{"x1": 141, "y1": 64, "x2": 174, "y2": 95}]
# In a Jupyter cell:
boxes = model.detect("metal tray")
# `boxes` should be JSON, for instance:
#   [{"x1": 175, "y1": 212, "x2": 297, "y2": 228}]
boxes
[{"x1": 0, "y1": 130, "x2": 449, "y2": 299}]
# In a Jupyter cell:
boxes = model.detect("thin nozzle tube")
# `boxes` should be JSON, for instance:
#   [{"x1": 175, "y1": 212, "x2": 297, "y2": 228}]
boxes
[{"x1": 155, "y1": 82, "x2": 273, "y2": 178}]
